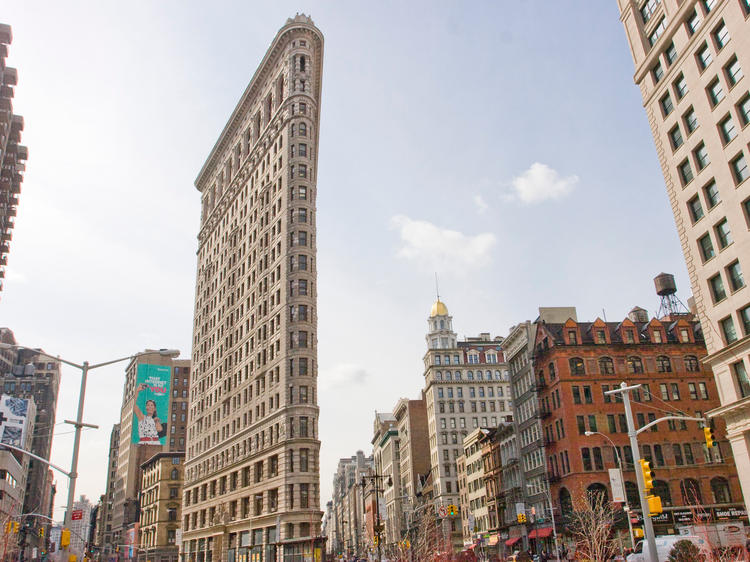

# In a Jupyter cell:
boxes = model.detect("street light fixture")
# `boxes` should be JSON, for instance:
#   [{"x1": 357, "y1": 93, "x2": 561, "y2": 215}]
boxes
[
  {"x1": 584, "y1": 431, "x2": 636, "y2": 549},
  {"x1": 0, "y1": 343, "x2": 179, "y2": 544}
]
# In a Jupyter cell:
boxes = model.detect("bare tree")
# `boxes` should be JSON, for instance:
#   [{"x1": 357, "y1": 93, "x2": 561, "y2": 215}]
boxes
[{"x1": 566, "y1": 488, "x2": 619, "y2": 562}]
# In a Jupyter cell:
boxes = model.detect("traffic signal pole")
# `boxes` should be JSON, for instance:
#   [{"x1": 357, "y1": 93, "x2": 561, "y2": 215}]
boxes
[{"x1": 606, "y1": 383, "x2": 658, "y2": 562}]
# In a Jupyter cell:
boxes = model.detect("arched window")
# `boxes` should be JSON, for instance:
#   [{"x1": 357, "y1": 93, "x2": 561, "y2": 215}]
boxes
[
  {"x1": 627, "y1": 356, "x2": 644, "y2": 374},
  {"x1": 599, "y1": 357, "x2": 615, "y2": 375},
  {"x1": 440, "y1": 320, "x2": 445, "y2": 329},
  {"x1": 445, "y1": 371, "x2": 452, "y2": 381},
  {"x1": 454, "y1": 371, "x2": 462, "y2": 381},
  {"x1": 467, "y1": 371, "x2": 474, "y2": 380},
  {"x1": 171, "y1": 468, "x2": 178, "y2": 480},
  {"x1": 625, "y1": 482, "x2": 640, "y2": 506},
  {"x1": 548, "y1": 362, "x2": 556, "y2": 380},
  {"x1": 656, "y1": 356, "x2": 672, "y2": 373},
  {"x1": 569, "y1": 357, "x2": 585, "y2": 375},
  {"x1": 685, "y1": 355, "x2": 700, "y2": 372},
  {"x1": 436, "y1": 371, "x2": 442, "y2": 381},
  {"x1": 299, "y1": 55, "x2": 306, "y2": 72},
  {"x1": 653, "y1": 480, "x2": 672, "y2": 506},
  {"x1": 495, "y1": 370, "x2": 502, "y2": 380},
  {"x1": 586, "y1": 483, "x2": 609, "y2": 506},
  {"x1": 711, "y1": 477, "x2": 732, "y2": 504},
  {"x1": 559, "y1": 487, "x2": 573, "y2": 515},
  {"x1": 680, "y1": 478, "x2": 703, "y2": 505},
  {"x1": 477, "y1": 371, "x2": 484, "y2": 381}
]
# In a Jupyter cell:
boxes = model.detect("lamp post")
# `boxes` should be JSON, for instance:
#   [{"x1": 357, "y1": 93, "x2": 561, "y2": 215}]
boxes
[
  {"x1": 360, "y1": 472, "x2": 392, "y2": 562},
  {"x1": 0, "y1": 343, "x2": 179, "y2": 554},
  {"x1": 584, "y1": 431, "x2": 635, "y2": 549}
]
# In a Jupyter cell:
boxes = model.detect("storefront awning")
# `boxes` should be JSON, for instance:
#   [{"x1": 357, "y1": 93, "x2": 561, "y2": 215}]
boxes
[
  {"x1": 528, "y1": 528, "x2": 553, "y2": 539},
  {"x1": 505, "y1": 537, "x2": 521, "y2": 547}
]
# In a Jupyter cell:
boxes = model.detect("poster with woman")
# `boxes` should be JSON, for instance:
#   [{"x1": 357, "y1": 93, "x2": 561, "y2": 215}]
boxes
[{"x1": 131, "y1": 363, "x2": 171, "y2": 445}]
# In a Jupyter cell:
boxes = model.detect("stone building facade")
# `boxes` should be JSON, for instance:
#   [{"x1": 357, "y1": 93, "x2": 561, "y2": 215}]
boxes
[
  {"x1": 182, "y1": 14, "x2": 324, "y2": 562},
  {"x1": 138, "y1": 452, "x2": 185, "y2": 562},
  {"x1": 615, "y1": 0, "x2": 750, "y2": 510}
]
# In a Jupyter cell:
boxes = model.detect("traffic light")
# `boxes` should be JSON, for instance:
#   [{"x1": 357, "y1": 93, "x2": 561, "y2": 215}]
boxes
[
  {"x1": 639, "y1": 459, "x2": 655, "y2": 493},
  {"x1": 647, "y1": 494, "x2": 663, "y2": 516},
  {"x1": 61, "y1": 528, "x2": 71, "y2": 548},
  {"x1": 447, "y1": 504, "x2": 458, "y2": 516},
  {"x1": 517, "y1": 513, "x2": 527, "y2": 524},
  {"x1": 704, "y1": 427, "x2": 717, "y2": 448},
  {"x1": 373, "y1": 535, "x2": 379, "y2": 546},
  {"x1": 12, "y1": 522, "x2": 19, "y2": 533},
  {"x1": 634, "y1": 528, "x2": 644, "y2": 539},
  {"x1": 39, "y1": 527, "x2": 45, "y2": 538}
]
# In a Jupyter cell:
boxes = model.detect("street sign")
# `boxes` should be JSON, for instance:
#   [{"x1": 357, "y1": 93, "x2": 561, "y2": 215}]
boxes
[
  {"x1": 608, "y1": 469, "x2": 625, "y2": 503},
  {"x1": 71, "y1": 510, "x2": 83, "y2": 521},
  {"x1": 437, "y1": 506, "x2": 447, "y2": 518}
]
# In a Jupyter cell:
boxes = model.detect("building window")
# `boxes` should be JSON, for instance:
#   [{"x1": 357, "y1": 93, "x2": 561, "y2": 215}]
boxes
[
  {"x1": 694, "y1": 143, "x2": 710, "y2": 169},
  {"x1": 721, "y1": 316, "x2": 738, "y2": 344},
  {"x1": 715, "y1": 219, "x2": 732, "y2": 248},
  {"x1": 732, "y1": 154, "x2": 749, "y2": 184},
  {"x1": 740, "y1": 306, "x2": 750, "y2": 335},
  {"x1": 708, "y1": 79, "x2": 725, "y2": 106},
  {"x1": 727, "y1": 261, "x2": 745, "y2": 291},
  {"x1": 698, "y1": 233, "x2": 715, "y2": 261},
  {"x1": 688, "y1": 196, "x2": 704, "y2": 222},
  {"x1": 709, "y1": 273, "x2": 727, "y2": 302},
  {"x1": 669, "y1": 125, "x2": 684, "y2": 149},
  {"x1": 685, "y1": 355, "x2": 700, "y2": 372},
  {"x1": 679, "y1": 159, "x2": 694, "y2": 185},
  {"x1": 720, "y1": 115, "x2": 737, "y2": 144},
  {"x1": 656, "y1": 356, "x2": 672, "y2": 373},
  {"x1": 653, "y1": 61, "x2": 664, "y2": 83},
  {"x1": 641, "y1": 0, "x2": 660, "y2": 23},
  {"x1": 704, "y1": 181, "x2": 720, "y2": 208},
  {"x1": 673, "y1": 73, "x2": 688, "y2": 99},
  {"x1": 697, "y1": 44, "x2": 712, "y2": 70},
  {"x1": 687, "y1": 9, "x2": 703, "y2": 34},
  {"x1": 569, "y1": 358, "x2": 585, "y2": 375},
  {"x1": 648, "y1": 18, "x2": 666, "y2": 46},
  {"x1": 665, "y1": 41, "x2": 677, "y2": 65},
  {"x1": 739, "y1": 95, "x2": 750, "y2": 126},
  {"x1": 734, "y1": 361, "x2": 750, "y2": 398},
  {"x1": 713, "y1": 22, "x2": 730, "y2": 49},
  {"x1": 661, "y1": 93, "x2": 674, "y2": 116},
  {"x1": 599, "y1": 357, "x2": 615, "y2": 375},
  {"x1": 725, "y1": 57, "x2": 743, "y2": 86},
  {"x1": 627, "y1": 356, "x2": 644, "y2": 374},
  {"x1": 684, "y1": 107, "x2": 698, "y2": 133}
]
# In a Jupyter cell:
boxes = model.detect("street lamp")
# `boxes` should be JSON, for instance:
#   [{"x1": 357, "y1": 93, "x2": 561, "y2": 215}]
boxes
[
  {"x1": 0, "y1": 344, "x2": 179, "y2": 542},
  {"x1": 584, "y1": 431, "x2": 636, "y2": 549},
  {"x1": 360, "y1": 472, "x2": 392, "y2": 562}
]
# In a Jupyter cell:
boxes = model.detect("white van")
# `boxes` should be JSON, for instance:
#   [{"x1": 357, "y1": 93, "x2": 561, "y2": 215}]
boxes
[{"x1": 626, "y1": 535, "x2": 710, "y2": 561}]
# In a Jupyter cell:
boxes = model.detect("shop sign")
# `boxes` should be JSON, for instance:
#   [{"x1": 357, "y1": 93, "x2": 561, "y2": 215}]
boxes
[
  {"x1": 649, "y1": 511, "x2": 673, "y2": 524},
  {"x1": 714, "y1": 506, "x2": 748, "y2": 520}
]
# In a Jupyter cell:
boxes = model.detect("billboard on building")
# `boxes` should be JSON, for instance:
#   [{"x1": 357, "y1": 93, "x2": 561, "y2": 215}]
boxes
[
  {"x1": 131, "y1": 364, "x2": 171, "y2": 445},
  {"x1": 0, "y1": 394, "x2": 30, "y2": 447}
]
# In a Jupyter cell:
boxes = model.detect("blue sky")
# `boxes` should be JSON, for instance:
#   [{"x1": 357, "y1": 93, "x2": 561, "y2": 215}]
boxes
[{"x1": 1, "y1": 1, "x2": 689, "y2": 517}]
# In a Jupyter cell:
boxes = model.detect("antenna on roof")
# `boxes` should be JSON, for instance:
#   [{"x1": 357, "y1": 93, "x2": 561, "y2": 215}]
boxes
[{"x1": 435, "y1": 272, "x2": 440, "y2": 301}]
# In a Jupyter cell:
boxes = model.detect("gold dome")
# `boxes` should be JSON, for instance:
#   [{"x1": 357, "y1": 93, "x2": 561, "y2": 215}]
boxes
[{"x1": 430, "y1": 299, "x2": 449, "y2": 317}]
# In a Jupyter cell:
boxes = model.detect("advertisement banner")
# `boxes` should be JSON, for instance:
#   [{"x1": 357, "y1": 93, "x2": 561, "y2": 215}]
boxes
[
  {"x1": 608, "y1": 469, "x2": 625, "y2": 503},
  {"x1": 0, "y1": 394, "x2": 30, "y2": 447},
  {"x1": 131, "y1": 364, "x2": 171, "y2": 445}
]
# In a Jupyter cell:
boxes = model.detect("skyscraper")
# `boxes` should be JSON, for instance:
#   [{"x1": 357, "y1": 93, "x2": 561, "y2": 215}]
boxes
[
  {"x1": 182, "y1": 15, "x2": 324, "y2": 562},
  {"x1": 615, "y1": 0, "x2": 750, "y2": 507},
  {"x1": 0, "y1": 23, "x2": 28, "y2": 297}
]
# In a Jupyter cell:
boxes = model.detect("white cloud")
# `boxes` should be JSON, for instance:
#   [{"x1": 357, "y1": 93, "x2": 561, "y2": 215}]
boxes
[
  {"x1": 321, "y1": 363, "x2": 370, "y2": 390},
  {"x1": 510, "y1": 162, "x2": 578, "y2": 204},
  {"x1": 473, "y1": 195, "x2": 488, "y2": 214},
  {"x1": 390, "y1": 215, "x2": 496, "y2": 270}
]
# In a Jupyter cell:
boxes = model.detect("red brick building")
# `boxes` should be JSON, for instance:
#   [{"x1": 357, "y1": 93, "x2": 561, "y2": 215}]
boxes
[{"x1": 534, "y1": 309, "x2": 745, "y2": 537}]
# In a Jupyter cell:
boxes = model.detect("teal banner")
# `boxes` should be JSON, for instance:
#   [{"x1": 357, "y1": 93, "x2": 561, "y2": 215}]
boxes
[{"x1": 131, "y1": 363, "x2": 171, "y2": 445}]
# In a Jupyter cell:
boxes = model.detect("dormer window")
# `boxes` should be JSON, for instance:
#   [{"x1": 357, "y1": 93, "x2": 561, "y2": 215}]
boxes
[
  {"x1": 468, "y1": 353, "x2": 479, "y2": 364},
  {"x1": 486, "y1": 353, "x2": 497, "y2": 364},
  {"x1": 680, "y1": 328, "x2": 690, "y2": 342},
  {"x1": 625, "y1": 330, "x2": 635, "y2": 344},
  {"x1": 568, "y1": 330, "x2": 578, "y2": 344},
  {"x1": 596, "y1": 330, "x2": 606, "y2": 344},
  {"x1": 653, "y1": 330, "x2": 663, "y2": 343}
]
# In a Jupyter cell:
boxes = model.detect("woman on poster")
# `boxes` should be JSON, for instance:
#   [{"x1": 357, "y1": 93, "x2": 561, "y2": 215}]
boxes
[{"x1": 134, "y1": 383, "x2": 164, "y2": 444}]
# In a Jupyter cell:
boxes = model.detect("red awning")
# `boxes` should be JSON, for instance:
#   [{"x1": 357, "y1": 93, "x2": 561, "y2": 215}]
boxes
[
  {"x1": 505, "y1": 537, "x2": 521, "y2": 547},
  {"x1": 528, "y1": 528, "x2": 553, "y2": 539},
  {"x1": 466, "y1": 544, "x2": 477, "y2": 550}
]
